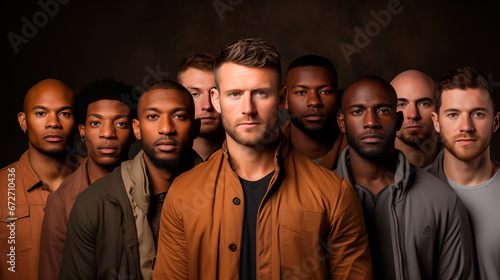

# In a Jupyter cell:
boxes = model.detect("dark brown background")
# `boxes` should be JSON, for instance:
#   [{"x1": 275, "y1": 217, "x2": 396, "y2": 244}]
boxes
[{"x1": 2, "y1": 0, "x2": 499, "y2": 168}]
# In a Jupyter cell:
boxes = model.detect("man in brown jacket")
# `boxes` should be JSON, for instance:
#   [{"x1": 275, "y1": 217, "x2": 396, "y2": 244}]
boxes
[
  {"x1": 281, "y1": 55, "x2": 348, "y2": 169},
  {"x1": 38, "y1": 78, "x2": 136, "y2": 280},
  {"x1": 0, "y1": 79, "x2": 79, "y2": 280},
  {"x1": 153, "y1": 38, "x2": 372, "y2": 279}
]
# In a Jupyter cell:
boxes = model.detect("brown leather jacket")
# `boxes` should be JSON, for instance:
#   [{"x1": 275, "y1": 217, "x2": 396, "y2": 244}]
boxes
[{"x1": 153, "y1": 135, "x2": 372, "y2": 279}]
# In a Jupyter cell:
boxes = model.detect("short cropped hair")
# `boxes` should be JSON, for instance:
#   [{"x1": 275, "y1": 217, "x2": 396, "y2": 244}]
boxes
[
  {"x1": 75, "y1": 78, "x2": 136, "y2": 125},
  {"x1": 435, "y1": 66, "x2": 496, "y2": 113},
  {"x1": 214, "y1": 38, "x2": 281, "y2": 87},
  {"x1": 177, "y1": 53, "x2": 215, "y2": 81},
  {"x1": 287, "y1": 54, "x2": 338, "y2": 87},
  {"x1": 139, "y1": 80, "x2": 194, "y2": 117}
]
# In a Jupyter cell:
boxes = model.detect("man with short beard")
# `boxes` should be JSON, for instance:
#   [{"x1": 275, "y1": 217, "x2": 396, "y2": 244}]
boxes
[
  {"x1": 154, "y1": 39, "x2": 371, "y2": 280},
  {"x1": 335, "y1": 75, "x2": 475, "y2": 279},
  {"x1": 0, "y1": 79, "x2": 79, "y2": 280},
  {"x1": 59, "y1": 80, "x2": 202, "y2": 280},
  {"x1": 428, "y1": 66, "x2": 500, "y2": 279},
  {"x1": 177, "y1": 53, "x2": 225, "y2": 160},
  {"x1": 282, "y1": 55, "x2": 347, "y2": 169},
  {"x1": 391, "y1": 70, "x2": 440, "y2": 168}
]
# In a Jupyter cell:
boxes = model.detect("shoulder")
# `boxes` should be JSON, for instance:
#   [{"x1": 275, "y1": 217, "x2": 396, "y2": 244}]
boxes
[
  {"x1": 73, "y1": 166, "x2": 124, "y2": 208},
  {"x1": 408, "y1": 167, "x2": 460, "y2": 207}
]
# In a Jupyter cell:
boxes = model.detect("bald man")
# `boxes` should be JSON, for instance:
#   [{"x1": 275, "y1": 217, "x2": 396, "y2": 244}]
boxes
[
  {"x1": 391, "y1": 70, "x2": 439, "y2": 167},
  {"x1": 59, "y1": 80, "x2": 202, "y2": 280},
  {"x1": 335, "y1": 76, "x2": 475, "y2": 279},
  {"x1": 0, "y1": 79, "x2": 79, "y2": 279}
]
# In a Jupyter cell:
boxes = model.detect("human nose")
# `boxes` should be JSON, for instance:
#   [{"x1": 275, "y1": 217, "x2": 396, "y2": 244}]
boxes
[
  {"x1": 100, "y1": 122, "x2": 117, "y2": 139},
  {"x1": 158, "y1": 117, "x2": 176, "y2": 135},
  {"x1": 307, "y1": 91, "x2": 323, "y2": 108},
  {"x1": 363, "y1": 110, "x2": 381, "y2": 129},
  {"x1": 406, "y1": 103, "x2": 421, "y2": 120},
  {"x1": 241, "y1": 94, "x2": 256, "y2": 116},
  {"x1": 201, "y1": 92, "x2": 214, "y2": 111}
]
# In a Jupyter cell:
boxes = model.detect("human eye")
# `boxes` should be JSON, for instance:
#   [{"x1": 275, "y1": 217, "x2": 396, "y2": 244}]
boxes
[
  {"x1": 418, "y1": 101, "x2": 431, "y2": 108},
  {"x1": 397, "y1": 103, "x2": 406, "y2": 108},
  {"x1": 173, "y1": 113, "x2": 187, "y2": 120},
  {"x1": 472, "y1": 112, "x2": 485, "y2": 118},
  {"x1": 191, "y1": 92, "x2": 200, "y2": 98},
  {"x1": 60, "y1": 111, "x2": 72, "y2": 117},
  {"x1": 446, "y1": 112, "x2": 458, "y2": 118},
  {"x1": 89, "y1": 121, "x2": 100, "y2": 127},
  {"x1": 254, "y1": 90, "x2": 268, "y2": 97},
  {"x1": 34, "y1": 111, "x2": 46, "y2": 117},
  {"x1": 319, "y1": 90, "x2": 333, "y2": 95},
  {"x1": 294, "y1": 91, "x2": 307, "y2": 95},
  {"x1": 146, "y1": 114, "x2": 159, "y2": 120},
  {"x1": 377, "y1": 108, "x2": 391, "y2": 114},
  {"x1": 115, "y1": 121, "x2": 129, "y2": 127},
  {"x1": 228, "y1": 92, "x2": 240, "y2": 97},
  {"x1": 351, "y1": 109, "x2": 362, "y2": 115}
]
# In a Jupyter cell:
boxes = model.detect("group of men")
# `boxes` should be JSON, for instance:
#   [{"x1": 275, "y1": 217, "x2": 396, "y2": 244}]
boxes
[{"x1": 0, "y1": 38, "x2": 498, "y2": 280}]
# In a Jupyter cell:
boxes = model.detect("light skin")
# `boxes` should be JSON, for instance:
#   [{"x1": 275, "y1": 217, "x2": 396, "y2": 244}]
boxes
[
  {"x1": 78, "y1": 99, "x2": 133, "y2": 184},
  {"x1": 283, "y1": 66, "x2": 340, "y2": 160},
  {"x1": 211, "y1": 63, "x2": 284, "y2": 181},
  {"x1": 133, "y1": 88, "x2": 199, "y2": 194},
  {"x1": 178, "y1": 67, "x2": 224, "y2": 160},
  {"x1": 431, "y1": 88, "x2": 500, "y2": 186},
  {"x1": 391, "y1": 70, "x2": 438, "y2": 167},
  {"x1": 337, "y1": 78, "x2": 403, "y2": 195},
  {"x1": 17, "y1": 79, "x2": 77, "y2": 192}
]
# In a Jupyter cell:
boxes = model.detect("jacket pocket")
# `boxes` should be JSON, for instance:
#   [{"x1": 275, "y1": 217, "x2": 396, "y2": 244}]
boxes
[
  {"x1": 0, "y1": 205, "x2": 32, "y2": 252},
  {"x1": 280, "y1": 210, "x2": 328, "y2": 278}
]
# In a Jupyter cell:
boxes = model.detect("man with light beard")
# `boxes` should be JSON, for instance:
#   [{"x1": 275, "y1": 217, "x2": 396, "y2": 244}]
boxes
[
  {"x1": 428, "y1": 66, "x2": 500, "y2": 279},
  {"x1": 335, "y1": 75, "x2": 475, "y2": 279},
  {"x1": 59, "y1": 80, "x2": 202, "y2": 280},
  {"x1": 153, "y1": 38, "x2": 372, "y2": 279},
  {"x1": 282, "y1": 55, "x2": 348, "y2": 169},
  {"x1": 178, "y1": 53, "x2": 225, "y2": 160},
  {"x1": 391, "y1": 70, "x2": 440, "y2": 168}
]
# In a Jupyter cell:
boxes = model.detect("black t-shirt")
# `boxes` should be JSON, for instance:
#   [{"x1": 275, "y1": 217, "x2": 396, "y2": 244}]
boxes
[
  {"x1": 239, "y1": 171, "x2": 274, "y2": 280},
  {"x1": 356, "y1": 184, "x2": 396, "y2": 280},
  {"x1": 148, "y1": 191, "x2": 167, "y2": 249}
]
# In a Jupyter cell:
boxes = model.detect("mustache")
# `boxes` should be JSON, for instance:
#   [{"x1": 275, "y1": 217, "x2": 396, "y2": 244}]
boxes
[{"x1": 153, "y1": 137, "x2": 180, "y2": 146}]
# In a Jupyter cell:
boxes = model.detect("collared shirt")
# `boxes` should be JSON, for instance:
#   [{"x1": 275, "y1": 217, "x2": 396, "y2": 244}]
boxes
[{"x1": 0, "y1": 151, "x2": 50, "y2": 280}]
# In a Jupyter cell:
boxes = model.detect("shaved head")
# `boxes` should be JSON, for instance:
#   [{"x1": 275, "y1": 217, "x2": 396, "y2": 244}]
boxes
[
  {"x1": 342, "y1": 75, "x2": 398, "y2": 109},
  {"x1": 24, "y1": 79, "x2": 74, "y2": 112},
  {"x1": 390, "y1": 70, "x2": 434, "y2": 95}
]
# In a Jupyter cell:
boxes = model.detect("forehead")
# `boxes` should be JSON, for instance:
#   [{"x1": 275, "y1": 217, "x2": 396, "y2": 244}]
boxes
[
  {"x1": 217, "y1": 62, "x2": 280, "y2": 90},
  {"x1": 27, "y1": 89, "x2": 74, "y2": 109},
  {"x1": 179, "y1": 68, "x2": 214, "y2": 84},
  {"x1": 139, "y1": 89, "x2": 192, "y2": 112},
  {"x1": 344, "y1": 81, "x2": 396, "y2": 107},
  {"x1": 87, "y1": 99, "x2": 131, "y2": 115},
  {"x1": 440, "y1": 88, "x2": 493, "y2": 110},
  {"x1": 286, "y1": 66, "x2": 336, "y2": 85},
  {"x1": 392, "y1": 76, "x2": 434, "y2": 101}
]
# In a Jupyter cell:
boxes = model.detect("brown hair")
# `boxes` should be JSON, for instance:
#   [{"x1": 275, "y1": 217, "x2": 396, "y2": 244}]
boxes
[
  {"x1": 435, "y1": 66, "x2": 496, "y2": 113},
  {"x1": 214, "y1": 38, "x2": 281, "y2": 87},
  {"x1": 177, "y1": 53, "x2": 215, "y2": 81}
]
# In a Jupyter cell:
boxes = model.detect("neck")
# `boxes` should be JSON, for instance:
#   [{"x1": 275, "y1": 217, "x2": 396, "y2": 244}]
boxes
[
  {"x1": 193, "y1": 135, "x2": 225, "y2": 161},
  {"x1": 395, "y1": 134, "x2": 438, "y2": 168},
  {"x1": 443, "y1": 147, "x2": 498, "y2": 186},
  {"x1": 226, "y1": 136, "x2": 278, "y2": 181},
  {"x1": 290, "y1": 124, "x2": 337, "y2": 161},
  {"x1": 143, "y1": 153, "x2": 177, "y2": 195},
  {"x1": 28, "y1": 145, "x2": 76, "y2": 192},
  {"x1": 348, "y1": 147, "x2": 397, "y2": 195},
  {"x1": 85, "y1": 158, "x2": 116, "y2": 184}
]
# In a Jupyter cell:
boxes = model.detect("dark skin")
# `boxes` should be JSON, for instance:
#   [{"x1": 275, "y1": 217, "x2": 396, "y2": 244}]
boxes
[
  {"x1": 337, "y1": 77, "x2": 403, "y2": 195},
  {"x1": 17, "y1": 79, "x2": 77, "y2": 192},
  {"x1": 133, "y1": 88, "x2": 199, "y2": 195},
  {"x1": 283, "y1": 66, "x2": 340, "y2": 160}
]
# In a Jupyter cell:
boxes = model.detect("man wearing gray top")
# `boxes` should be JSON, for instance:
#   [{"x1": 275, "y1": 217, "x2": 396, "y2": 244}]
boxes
[
  {"x1": 335, "y1": 75, "x2": 475, "y2": 279},
  {"x1": 428, "y1": 66, "x2": 500, "y2": 280}
]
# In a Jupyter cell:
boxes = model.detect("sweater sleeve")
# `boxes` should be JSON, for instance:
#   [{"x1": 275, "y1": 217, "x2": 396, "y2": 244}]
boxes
[
  {"x1": 327, "y1": 178, "x2": 373, "y2": 280},
  {"x1": 58, "y1": 196, "x2": 98, "y2": 280},
  {"x1": 437, "y1": 196, "x2": 476, "y2": 280},
  {"x1": 153, "y1": 186, "x2": 189, "y2": 279},
  {"x1": 38, "y1": 191, "x2": 67, "y2": 280}
]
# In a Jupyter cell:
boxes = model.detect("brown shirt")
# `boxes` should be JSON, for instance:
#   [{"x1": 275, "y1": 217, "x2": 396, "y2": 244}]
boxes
[
  {"x1": 38, "y1": 158, "x2": 89, "y2": 280},
  {"x1": 0, "y1": 151, "x2": 50, "y2": 280},
  {"x1": 282, "y1": 121, "x2": 348, "y2": 170}
]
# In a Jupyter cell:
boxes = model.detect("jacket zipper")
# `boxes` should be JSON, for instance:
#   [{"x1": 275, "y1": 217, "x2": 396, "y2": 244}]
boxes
[{"x1": 390, "y1": 187, "x2": 405, "y2": 280}]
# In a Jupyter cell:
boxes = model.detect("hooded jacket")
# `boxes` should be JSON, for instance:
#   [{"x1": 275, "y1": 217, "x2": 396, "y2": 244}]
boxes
[
  {"x1": 153, "y1": 135, "x2": 373, "y2": 279},
  {"x1": 334, "y1": 148, "x2": 476, "y2": 280}
]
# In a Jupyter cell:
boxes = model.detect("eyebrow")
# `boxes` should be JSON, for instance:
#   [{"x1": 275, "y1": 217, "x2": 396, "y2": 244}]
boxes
[
  {"x1": 142, "y1": 107, "x2": 188, "y2": 113},
  {"x1": 397, "y1": 98, "x2": 433, "y2": 103},
  {"x1": 32, "y1": 105, "x2": 73, "y2": 111},
  {"x1": 87, "y1": 113, "x2": 130, "y2": 119},
  {"x1": 292, "y1": 84, "x2": 332, "y2": 89},
  {"x1": 443, "y1": 107, "x2": 488, "y2": 112},
  {"x1": 348, "y1": 103, "x2": 393, "y2": 109}
]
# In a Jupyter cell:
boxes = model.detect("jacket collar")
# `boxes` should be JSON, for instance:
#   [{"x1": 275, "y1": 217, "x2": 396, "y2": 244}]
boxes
[
  {"x1": 427, "y1": 149, "x2": 447, "y2": 184},
  {"x1": 335, "y1": 147, "x2": 413, "y2": 202},
  {"x1": 18, "y1": 150, "x2": 44, "y2": 192}
]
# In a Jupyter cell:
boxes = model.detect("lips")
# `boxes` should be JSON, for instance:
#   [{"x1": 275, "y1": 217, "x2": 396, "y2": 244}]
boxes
[
  {"x1": 360, "y1": 133, "x2": 384, "y2": 143},
  {"x1": 456, "y1": 138, "x2": 477, "y2": 145},
  {"x1": 42, "y1": 133, "x2": 64, "y2": 142},
  {"x1": 303, "y1": 112, "x2": 325, "y2": 122},
  {"x1": 97, "y1": 145, "x2": 118, "y2": 155},
  {"x1": 404, "y1": 125, "x2": 423, "y2": 130},
  {"x1": 238, "y1": 122, "x2": 260, "y2": 129},
  {"x1": 155, "y1": 139, "x2": 178, "y2": 152}
]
